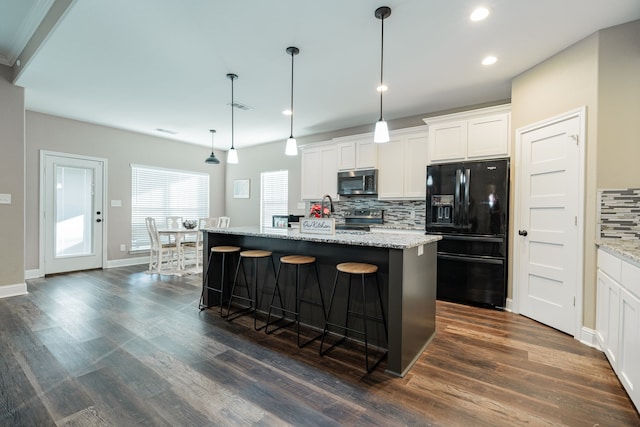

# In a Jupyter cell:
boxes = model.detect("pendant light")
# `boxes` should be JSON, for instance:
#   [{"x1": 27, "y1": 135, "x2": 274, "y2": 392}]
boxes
[
  {"x1": 205, "y1": 129, "x2": 220, "y2": 164},
  {"x1": 285, "y1": 46, "x2": 300, "y2": 156},
  {"x1": 373, "y1": 6, "x2": 391, "y2": 143},
  {"x1": 226, "y1": 73, "x2": 239, "y2": 164}
]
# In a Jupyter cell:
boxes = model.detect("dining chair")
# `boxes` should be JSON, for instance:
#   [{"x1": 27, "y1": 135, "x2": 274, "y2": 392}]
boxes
[
  {"x1": 145, "y1": 217, "x2": 178, "y2": 272},
  {"x1": 183, "y1": 218, "x2": 220, "y2": 269},
  {"x1": 218, "y1": 216, "x2": 231, "y2": 228},
  {"x1": 166, "y1": 216, "x2": 183, "y2": 229}
]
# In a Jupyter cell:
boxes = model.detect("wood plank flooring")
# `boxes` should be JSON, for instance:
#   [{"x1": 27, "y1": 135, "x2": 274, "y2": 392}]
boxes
[{"x1": 1, "y1": 265, "x2": 638, "y2": 426}]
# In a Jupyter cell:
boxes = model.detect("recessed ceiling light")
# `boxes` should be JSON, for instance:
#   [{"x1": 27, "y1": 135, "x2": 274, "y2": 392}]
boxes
[
  {"x1": 282, "y1": 109, "x2": 292, "y2": 116},
  {"x1": 377, "y1": 84, "x2": 388, "y2": 92},
  {"x1": 470, "y1": 7, "x2": 490, "y2": 21},
  {"x1": 482, "y1": 55, "x2": 497, "y2": 65}
]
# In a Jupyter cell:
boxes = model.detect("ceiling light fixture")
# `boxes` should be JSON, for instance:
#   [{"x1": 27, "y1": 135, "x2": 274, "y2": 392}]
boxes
[
  {"x1": 205, "y1": 129, "x2": 220, "y2": 164},
  {"x1": 285, "y1": 46, "x2": 300, "y2": 156},
  {"x1": 226, "y1": 73, "x2": 239, "y2": 164},
  {"x1": 470, "y1": 7, "x2": 490, "y2": 21},
  {"x1": 482, "y1": 55, "x2": 497, "y2": 65},
  {"x1": 374, "y1": 6, "x2": 391, "y2": 144}
]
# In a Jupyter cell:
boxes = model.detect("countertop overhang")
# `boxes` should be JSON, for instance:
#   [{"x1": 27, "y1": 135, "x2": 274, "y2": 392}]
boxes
[
  {"x1": 596, "y1": 238, "x2": 640, "y2": 264},
  {"x1": 202, "y1": 226, "x2": 441, "y2": 250}
]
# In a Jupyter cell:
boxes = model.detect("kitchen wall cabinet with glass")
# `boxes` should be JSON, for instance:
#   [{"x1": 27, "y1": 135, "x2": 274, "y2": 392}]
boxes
[
  {"x1": 300, "y1": 141, "x2": 338, "y2": 200},
  {"x1": 377, "y1": 126, "x2": 428, "y2": 200},
  {"x1": 424, "y1": 104, "x2": 511, "y2": 164},
  {"x1": 596, "y1": 247, "x2": 640, "y2": 411},
  {"x1": 334, "y1": 136, "x2": 377, "y2": 171}
]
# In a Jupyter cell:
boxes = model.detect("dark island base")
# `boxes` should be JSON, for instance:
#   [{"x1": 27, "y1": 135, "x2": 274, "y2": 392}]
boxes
[{"x1": 203, "y1": 231, "x2": 437, "y2": 376}]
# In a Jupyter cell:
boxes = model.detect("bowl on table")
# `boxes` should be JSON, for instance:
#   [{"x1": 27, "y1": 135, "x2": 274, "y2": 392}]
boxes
[{"x1": 182, "y1": 219, "x2": 198, "y2": 229}]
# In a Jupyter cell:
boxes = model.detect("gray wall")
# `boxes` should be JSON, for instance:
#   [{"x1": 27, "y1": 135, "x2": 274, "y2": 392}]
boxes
[
  {"x1": 25, "y1": 111, "x2": 226, "y2": 270},
  {"x1": 0, "y1": 65, "x2": 25, "y2": 288},
  {"x1": 511, "y1": 19, "x2": 640, "y2": 329}
]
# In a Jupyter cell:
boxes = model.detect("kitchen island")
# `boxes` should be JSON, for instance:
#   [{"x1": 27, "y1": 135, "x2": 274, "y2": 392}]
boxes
[{"x1": 202, "y1": 226, "x2": 441, "y2": 377}]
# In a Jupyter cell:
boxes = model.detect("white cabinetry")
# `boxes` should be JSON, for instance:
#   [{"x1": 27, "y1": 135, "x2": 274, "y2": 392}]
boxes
[
  {"x1": 300, "y1": 142, "x2": 338, "y2": 200},
  {"x1": 596, "y1": 248, "x2": 640, "y2": 410},
  {"x1": 424, "y1": 105, "x2": 511, "y2": 164},
  {"x1": 335, "y1": 136, "x2": 377, "y2": 171},
  {"x1": 377, "y1": 126, "x2": 428, "y2": 200}
]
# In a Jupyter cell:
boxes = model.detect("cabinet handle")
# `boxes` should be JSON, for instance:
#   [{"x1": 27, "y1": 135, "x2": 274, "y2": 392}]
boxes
[{"x1": 518, "y1": 230, "x2": 527, "y2": 236}]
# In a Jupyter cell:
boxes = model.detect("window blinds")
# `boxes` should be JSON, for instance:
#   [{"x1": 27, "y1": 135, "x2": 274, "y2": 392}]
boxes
[
  {"x1": 260, "y1": 170, "x2": 288, "y2": 228},
  {"x1": 131, "y1": 164, "x2": 209, "y2": 250}
]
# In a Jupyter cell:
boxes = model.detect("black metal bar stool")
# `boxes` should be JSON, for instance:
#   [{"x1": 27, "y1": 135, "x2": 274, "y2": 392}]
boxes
[
  {"x1": 199, "y1": 245, "x2": 241, "y2": 315},
  {"x1": 265, "y1": 255, "x2": 326, "y2": 348},
  {"x1": 319, "y1": 262, "x2": 388, "y2": 373},
  {"x1": 226, "y1": 249, "x2": 277, "y2": 330}
]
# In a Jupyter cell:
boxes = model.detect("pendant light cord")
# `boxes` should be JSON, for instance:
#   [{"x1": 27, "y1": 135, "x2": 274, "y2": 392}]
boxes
[
  {"x1": 290, "y1": 51, "x2": 295, "y2": 138},
  {"x1": 379, "y1": 15, "x2": 384, "y2": 121},
  {"x1": 231, "y1": 77, "x2": 235, "y2": 150}
]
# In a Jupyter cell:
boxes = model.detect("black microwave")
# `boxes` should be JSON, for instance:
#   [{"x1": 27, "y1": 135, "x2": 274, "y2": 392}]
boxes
[{"x1": 337, "y1": 169, "x2": 378, "y2": 195}]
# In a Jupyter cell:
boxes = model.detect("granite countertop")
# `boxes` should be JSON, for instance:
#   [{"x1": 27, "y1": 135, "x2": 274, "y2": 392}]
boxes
[
  {"x1": 204, "y1": 226, "x2": 441, "y2": 250},
  {"x1": 596, "y1": 238, "x2": 640, "y2": 264}
]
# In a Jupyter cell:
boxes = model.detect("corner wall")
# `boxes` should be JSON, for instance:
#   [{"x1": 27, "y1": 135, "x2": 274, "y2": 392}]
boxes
[
  {"x1": 511, "y1": 33, "x2": 599, "y2": 328},
  {"x1": 0, "y1": 66, "x2": 26, "y2": 291}
]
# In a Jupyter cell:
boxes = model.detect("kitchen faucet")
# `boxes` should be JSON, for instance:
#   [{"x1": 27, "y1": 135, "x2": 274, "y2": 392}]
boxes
[{"x1": 321, "y1": 194, "x2": 334, "y2": 218}]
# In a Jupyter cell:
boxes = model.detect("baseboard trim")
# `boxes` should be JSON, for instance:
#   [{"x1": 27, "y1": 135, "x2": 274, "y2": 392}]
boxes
[
  {"x1": 504, "y1": 298, "x2": 513, "y2": 312},
  {"x1": 25, "y1": 269, "x2": 42, "y2": 280},
  {"x1": 0, "y1": 283, "x2": 28, "y2": 299},
  {"x1": 579, "y1": 326, "x2": 600, "y2": 350},
  {"x1": 105, "y1": 256, "x2": 148, "y2": 269}
]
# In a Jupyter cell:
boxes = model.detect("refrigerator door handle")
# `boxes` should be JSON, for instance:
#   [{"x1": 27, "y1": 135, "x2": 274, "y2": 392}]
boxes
[
  {"x1": 454, "y1": 169, "x2": 462, "y2": 228},
  {"x1": 463, "y1": 168, "x2": 470, "y2": 227}
]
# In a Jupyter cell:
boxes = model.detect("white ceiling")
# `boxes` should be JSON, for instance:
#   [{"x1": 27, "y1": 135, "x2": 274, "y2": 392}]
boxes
[{"x1": 3, "y1": 0, "x2": 640, "y2": 151}]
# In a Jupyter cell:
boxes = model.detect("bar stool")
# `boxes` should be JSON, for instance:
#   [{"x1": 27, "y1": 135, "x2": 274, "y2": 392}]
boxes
[
  {"x1": 320, "y1": 262, "x2": 388, "y2": 373},
  {"x1": 199, "y1": 245, "x2": 241, "y2": 315},
  {"x1": 226, "y1": 249, "x2": 277, "y2": 330},
  {"x1": 265, "y1": 255, "x2": 326, "y2": 348}
]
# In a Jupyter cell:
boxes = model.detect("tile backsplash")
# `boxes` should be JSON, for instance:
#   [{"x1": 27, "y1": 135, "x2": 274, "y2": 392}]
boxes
[
  {"x1": 599, "y1": 188, "x2": 640, "y2": 240},
  {"x1": 308, "y1": 197, "x2": 426, "y2": 228}
]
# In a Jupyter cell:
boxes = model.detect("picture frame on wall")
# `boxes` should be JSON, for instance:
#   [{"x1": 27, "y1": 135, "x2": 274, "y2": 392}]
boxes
[{"x1": 233, "y1": 179, "x2": 250, "y2": 198}]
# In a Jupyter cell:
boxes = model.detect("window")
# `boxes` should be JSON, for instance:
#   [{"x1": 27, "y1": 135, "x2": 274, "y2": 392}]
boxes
[
  {"x1": 131, "y1": 164, "x2": 209, "y2": 250},
  {"x1": 260, "y1": 170, "x2": 288, "y2": 228}
]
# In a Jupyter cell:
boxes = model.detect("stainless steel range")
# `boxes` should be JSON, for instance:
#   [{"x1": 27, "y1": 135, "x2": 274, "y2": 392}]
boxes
[{"x1": 337, "y1": 209, "x2": 384, "y2": 231}]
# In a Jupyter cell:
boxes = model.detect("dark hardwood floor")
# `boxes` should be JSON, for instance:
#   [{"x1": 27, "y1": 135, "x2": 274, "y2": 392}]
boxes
[{"x1": 1, "y1": 265, "x2": 638, "y2": 426}]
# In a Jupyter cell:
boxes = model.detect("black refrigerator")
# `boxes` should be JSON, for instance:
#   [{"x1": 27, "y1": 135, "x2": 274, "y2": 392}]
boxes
[{"x1": 426, "y1": 158, "x2": 509, "y2": 308}]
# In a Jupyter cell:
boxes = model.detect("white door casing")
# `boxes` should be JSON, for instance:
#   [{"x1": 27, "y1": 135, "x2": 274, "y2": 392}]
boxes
[
  {"x1": 41, "y1": 151, "x2": 107, "y2": 275},
  {"x1": 513, "y1": 107, "x2": 585, "y2": 337}
]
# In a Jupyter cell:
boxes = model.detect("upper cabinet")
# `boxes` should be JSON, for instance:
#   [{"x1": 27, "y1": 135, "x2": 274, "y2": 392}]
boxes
[
  {"x1": 424, "y1": 105, "x2": 511, "y2": 164},
  {"x1": 334, "y1": 136, "x2": 377, "y2": 171},
  {"x1": 300, "y1": 142, "x2": 338, "y2": 200},
  {"x1": 377, "y1": 126, "x2": 428, "y2": 200}
]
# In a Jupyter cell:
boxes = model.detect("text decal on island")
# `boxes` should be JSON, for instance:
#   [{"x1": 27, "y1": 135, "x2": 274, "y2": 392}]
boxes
[{"x1": 300, "y1": 218, "x2": 335, "y2": 235}]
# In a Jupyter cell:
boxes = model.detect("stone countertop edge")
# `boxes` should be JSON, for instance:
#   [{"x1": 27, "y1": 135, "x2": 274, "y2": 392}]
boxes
[
  {"x1": 203, "y1": 226, "x2": 442, "y2": 250},
  {"x1": 596, "y1": 238, "x2": 640, "y2": 264}
]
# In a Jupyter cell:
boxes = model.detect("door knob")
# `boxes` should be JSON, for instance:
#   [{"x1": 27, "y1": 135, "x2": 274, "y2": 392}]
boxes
[
  {"x1": 96, "y1": 219, "x2": 102, "y2": 223},
  {"x1": 518, "y1": 230, "x2": 527, "y2": 236}
]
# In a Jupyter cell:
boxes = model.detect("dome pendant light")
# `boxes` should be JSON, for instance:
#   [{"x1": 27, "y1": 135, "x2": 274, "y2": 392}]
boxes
[
  {"x1": 285, "y1": 46, "x2": 300, "y2": 156},
  {"x1": 226, "y1": 73, "x2": 239, "y2": 164},
  {"x1": 374, "y1": 6, "x2": 391, "y2": 143},
  {"x1": 205, "y1": 129, "x2": 220, "y2": 164}
]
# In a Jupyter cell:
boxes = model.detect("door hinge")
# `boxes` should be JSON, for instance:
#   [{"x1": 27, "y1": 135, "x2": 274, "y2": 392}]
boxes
[
  {"x1": 573, "y1": 296, "x2": 576, "y2": 306},
  {"x1": 569, "y1": 134, "x2": 578, "y2": 145},
  {"x1": 575, "y1": 216, "x2": 577, "y2": 226}
]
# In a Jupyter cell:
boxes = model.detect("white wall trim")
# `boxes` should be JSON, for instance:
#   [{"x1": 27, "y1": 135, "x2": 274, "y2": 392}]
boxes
[
  {"x1": 0, "y1": 283, "x2": 28, "y2": 299},
  {"x1": 512, "y1": 106, "x2": 587, "y2": 342},
  {"x1": 579, "y1": 326, "x2": 601, "y2": 350},
  {"x1": 105, "y1": 256, "x2": 148, "y2": 269},
  {"x1": 25, "y1": 269, "x2": 43, "y2": 280},
  {"x1": 504, "y1": 298, "x2": 513, "y2": 312}
]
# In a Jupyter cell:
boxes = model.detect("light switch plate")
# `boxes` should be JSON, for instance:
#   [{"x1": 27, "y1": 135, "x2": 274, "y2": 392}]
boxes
[
  {"x1": 111, "y1": 199, "x2": 122, "y2": 207},
  {"x1": 0, "y1": 193, "x2": 11, "y2": 204},
  {"x1": 417, "y1": 245, "x2": 424, "y2": 256}
]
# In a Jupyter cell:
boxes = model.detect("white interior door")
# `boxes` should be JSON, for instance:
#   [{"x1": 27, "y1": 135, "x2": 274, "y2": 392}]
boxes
[
  {"x1": 43, "y1": 153, "x2": 105, "y2": 275},
  {"x1": 516, "y1": 110, "x2": 583, "y2": 336}
]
